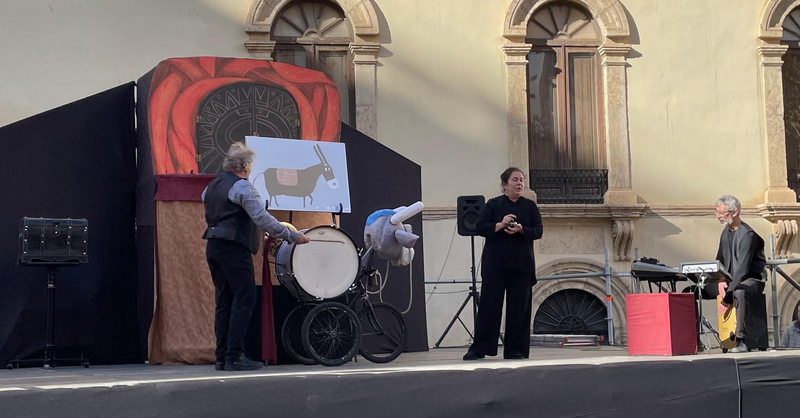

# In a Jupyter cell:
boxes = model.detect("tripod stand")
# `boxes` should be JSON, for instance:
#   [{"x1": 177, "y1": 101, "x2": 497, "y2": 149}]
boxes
[
  {"x1": 695, "y1": 271, "x2": 722, "y2": 352},
  {"x1": 434, "y1": 236, "x2": 479, "y2": 347},
  {"x1": 434, "y1": 236, "x2": 507, "y2": 347}
]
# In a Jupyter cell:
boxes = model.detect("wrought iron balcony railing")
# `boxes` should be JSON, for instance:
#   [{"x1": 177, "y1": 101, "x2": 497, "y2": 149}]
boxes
[{"x1": 529, "y1": 169, "x2": 608, "y2": 204}]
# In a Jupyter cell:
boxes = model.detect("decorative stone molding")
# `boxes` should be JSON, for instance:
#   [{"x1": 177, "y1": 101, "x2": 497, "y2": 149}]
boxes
[
  {"x1": 350, "y1": 42, "x2": 381, "y2": 139},
  {"x1": 423, "y1": 204, "x2": 797, "y2": 221},
  {"x1": 350, "y1": 43, "x2": 381, "y2": 63},
  {"x1": 773, "y1": 219, "x2": 798, "y2": 258},
  {"x1": 246, "y1": 0, "x2": 380, "y2": 38},
  {"x1": 502, "y1": 43, "x2": 533, "y2": 65},
  {"x1": 244, "y1": 41, "x2": 277, "y2": 60},
  {"x1": 598, "y1": 44, "x2": 631, "y2": 66},
  {"x1": 757, "y1": 44, "x2": 798, "y2": 204},
  {"x1": 504, "y1": 0, "x2": 630, "y2": 43},
  {"x1": 502, "y1": 42, "x2": 533, "y2": 194},
  {"x1": 755, "y1": 3, "x2": 800, "y2": 204},
  {"x1": 612, "y1": 219, "x2": 633, "y2": 261},
  {"x1": 598, "y1": 43, "x2": 637, "y2": 205},
  {"x1": 422, "y1": 203, "x2": 648, "y2": 221},
  {"x1": 644, "y1": 205, "x2": 761, "y2": 218},
  {"x1": 759, "y1": 203, "x2": 800, "y2": 258},
  {"x1": 760, "y1": 0, "x2": 800, "y2": 41}
]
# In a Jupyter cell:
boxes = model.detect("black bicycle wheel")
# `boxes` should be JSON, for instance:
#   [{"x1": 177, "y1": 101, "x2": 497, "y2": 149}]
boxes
[
  {"x1": 358, "y1": 302, "x2": 407, "y2": 363},
  {"x1": 282, "y1": 305, "x2": 317, "y2": 365},
  {"x1": 301, "y1": 301, "x2": 361, "y2": 366}
]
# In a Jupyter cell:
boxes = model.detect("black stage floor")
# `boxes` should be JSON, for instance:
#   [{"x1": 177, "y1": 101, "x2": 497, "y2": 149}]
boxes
[{"x1": 2, "y1": 347, "x2": 799, "y2": 418}]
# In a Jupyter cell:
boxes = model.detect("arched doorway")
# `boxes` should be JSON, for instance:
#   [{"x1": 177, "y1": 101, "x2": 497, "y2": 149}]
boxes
[
  {"x1": 195, "y1": 82, "x2": 300, "y2": 174},
  {"x1": 533, "y1": 288, "x2": 608, "y2": 339}
]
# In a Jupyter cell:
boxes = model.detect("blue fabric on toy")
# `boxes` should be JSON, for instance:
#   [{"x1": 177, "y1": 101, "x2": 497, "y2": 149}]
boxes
[{"x1": 366, "y1": 209, "x2": 396, "y2": 226}]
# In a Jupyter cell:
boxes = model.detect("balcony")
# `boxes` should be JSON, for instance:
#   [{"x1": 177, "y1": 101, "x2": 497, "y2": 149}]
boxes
[{"x1": 529, "y1": 169, "x2": 608, "y2": 204}]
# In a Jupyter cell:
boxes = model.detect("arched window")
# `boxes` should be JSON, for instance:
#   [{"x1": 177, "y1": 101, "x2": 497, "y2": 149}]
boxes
[
  {"x1": 781, "y1": 8, "x2": 800, "y2": 201},
  {"x1": 527, "y1": 3, "x2": 603, "y2": 171},
  {"x1": 272, "y1": 1, "x2": 355, "y2": 125}
]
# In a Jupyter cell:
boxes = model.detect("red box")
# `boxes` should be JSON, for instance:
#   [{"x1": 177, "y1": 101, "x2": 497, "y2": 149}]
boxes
[{"x1": 626, "y1": 293, "x2": 697, "y2": 356}]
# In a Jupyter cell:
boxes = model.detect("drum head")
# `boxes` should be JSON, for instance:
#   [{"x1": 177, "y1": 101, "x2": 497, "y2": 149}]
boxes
[{"x1": 293, "y1": 226, "x2": 359, "y2": 299}]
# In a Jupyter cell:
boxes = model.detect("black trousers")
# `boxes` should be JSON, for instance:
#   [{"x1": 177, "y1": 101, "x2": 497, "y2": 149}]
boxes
[
  {"x1": 206, "y1": 238, "x2": 257, "y2": 360},
  {"x1": 732, "y1": 278, "x2": 765, "y2": 341},
  {"x1": 469, "y1": 269, "x2": 533, "y2": 358}
]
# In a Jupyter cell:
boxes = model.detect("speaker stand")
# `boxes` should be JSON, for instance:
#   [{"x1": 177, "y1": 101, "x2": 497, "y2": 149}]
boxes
[{"x1": 434, "y1": 236, "x2": 481, "y2": 348}]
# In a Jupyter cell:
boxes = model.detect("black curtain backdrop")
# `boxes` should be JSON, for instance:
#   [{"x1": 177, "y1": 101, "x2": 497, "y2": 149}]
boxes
[
  {"x1": 339, "y1": 123, "x2": 428, "y2": 351},
  {"x1": 0, "y1": 83, "x2": 141, "y2": 366},
  {"x1": 135, "y1": 69, "x2": 156, "y2": 361}
]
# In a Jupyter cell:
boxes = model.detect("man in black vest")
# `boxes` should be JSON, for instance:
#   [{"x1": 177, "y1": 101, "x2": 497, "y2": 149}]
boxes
[
  {"x1": 714, "y1": 195, "x2": 766, "y2": 353},
  {"x1": 202, "y1": 142, "x2": 309, "y2": 371}
]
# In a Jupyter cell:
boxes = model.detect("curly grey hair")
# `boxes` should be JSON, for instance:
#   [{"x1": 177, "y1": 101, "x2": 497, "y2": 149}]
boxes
[
  {"x1": 716, "y1": 195, "x2": 741, "y2": 214},
  {"x1": 223, "y1": 142, "x2": 255, "y2": 173}
]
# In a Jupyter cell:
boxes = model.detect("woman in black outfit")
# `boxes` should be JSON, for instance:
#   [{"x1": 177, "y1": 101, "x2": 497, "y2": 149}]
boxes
[{"x1": 464, "y1": 167, "x2": 543, "y2": 360}]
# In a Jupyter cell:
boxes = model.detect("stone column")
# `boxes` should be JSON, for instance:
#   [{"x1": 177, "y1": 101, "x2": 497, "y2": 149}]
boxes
[
  {"x1": 350, "y1": 42, "x2": 381, "y2": 139},
  {"x1": 245, "y1": 40, "x2": 276, "y2": 61},
  {"x1": 599, "y1": 44, "x2": 637, "y2": 205},
  {"x1": 502, "y1": 43, "x2": 536, "y2": 200},
  {"x1": 758, "y1": 44, "x2": 798, "y2": 203}
]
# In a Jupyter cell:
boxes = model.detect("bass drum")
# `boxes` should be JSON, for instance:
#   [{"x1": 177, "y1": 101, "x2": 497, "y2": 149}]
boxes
[{"x1": 275, "y1": 225, "x2": 359, "y2": 300}]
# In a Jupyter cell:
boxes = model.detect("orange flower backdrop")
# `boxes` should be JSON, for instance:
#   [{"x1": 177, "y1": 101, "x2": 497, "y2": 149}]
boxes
[{"x1": 146, "y1": 57, "x2": 340, "y2": 174}]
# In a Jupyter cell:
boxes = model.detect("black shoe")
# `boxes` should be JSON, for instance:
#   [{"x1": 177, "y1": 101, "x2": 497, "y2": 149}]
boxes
[
  {"x1": 463, "y1": 350, "x2": 485, "y2": 361},
  {"x1": 214, "y1": 361, "x2": 224, "y2": 371},
  {"x1": 730, "y1": 340, "x2": 749, "y2": 353},
  {"x1": 503, "y1": 352, "x2": 525, "y2": 360},
  {"x1": 224, "y1": 354, "x2": 265, "y2": 371}
]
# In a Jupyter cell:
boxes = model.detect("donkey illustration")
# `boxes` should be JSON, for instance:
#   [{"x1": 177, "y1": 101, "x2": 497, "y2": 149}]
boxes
[{"x1": 253, "y1": 143, "x2": 339, "y2": 208}]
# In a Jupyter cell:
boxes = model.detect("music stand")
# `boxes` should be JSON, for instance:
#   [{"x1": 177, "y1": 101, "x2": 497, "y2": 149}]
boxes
[{"x1": 690, "y1": 268, "x2": 730, "y2": 352}]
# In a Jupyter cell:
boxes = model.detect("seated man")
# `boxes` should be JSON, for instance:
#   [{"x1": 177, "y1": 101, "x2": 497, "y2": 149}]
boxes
[
  {"x1": 781, "y1": 303, "x2": 800, "y2": 348},
  {"x1": 714, "y1": 195, "x2": 767, "y2": 353}
]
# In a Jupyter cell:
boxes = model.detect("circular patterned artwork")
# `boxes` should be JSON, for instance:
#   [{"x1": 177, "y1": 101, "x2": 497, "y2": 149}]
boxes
[{"x1": 196, "y1": 82, "x2": 300, "y2": 173}]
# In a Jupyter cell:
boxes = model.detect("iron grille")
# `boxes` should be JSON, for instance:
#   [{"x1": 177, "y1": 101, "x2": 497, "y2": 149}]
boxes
[{"x1": 529, "y1": 169, "x2": 608, "y2": 204}]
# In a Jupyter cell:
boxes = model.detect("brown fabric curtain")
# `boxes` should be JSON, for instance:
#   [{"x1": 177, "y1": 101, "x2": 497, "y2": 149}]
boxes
[{"x1": 148, "y1": 200, "x2": 216, "y2": 364}]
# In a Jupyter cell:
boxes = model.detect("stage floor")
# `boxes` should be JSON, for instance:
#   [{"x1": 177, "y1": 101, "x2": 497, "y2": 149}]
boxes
[
  {"x1": 2, "y1": 347, "x2": 800, "y2": 418},
  {"x1": 1, "y1": 346, "x2": 797, "y2": 391}
]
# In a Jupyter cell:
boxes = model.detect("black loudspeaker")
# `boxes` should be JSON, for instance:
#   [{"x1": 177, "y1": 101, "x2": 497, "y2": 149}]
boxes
[{"x1": 457, "y1": 195, "x2": 485, "y2": 236}]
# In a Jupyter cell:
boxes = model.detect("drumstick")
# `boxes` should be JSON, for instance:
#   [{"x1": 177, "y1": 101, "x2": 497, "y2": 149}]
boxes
[{"x1": 308, "y1": 239, "x2": 344, "y2": 244}]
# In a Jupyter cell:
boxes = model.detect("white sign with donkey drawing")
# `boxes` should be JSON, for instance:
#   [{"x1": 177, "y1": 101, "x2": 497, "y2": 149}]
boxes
[{"x1": 245, "y1": 136, "x2": 351, "y2": 213}]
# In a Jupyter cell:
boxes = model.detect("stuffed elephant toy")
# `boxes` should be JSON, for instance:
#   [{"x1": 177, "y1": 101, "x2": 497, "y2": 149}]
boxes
[{"x1": 364, "y1": 202, "x2": 423, "y2": 266}]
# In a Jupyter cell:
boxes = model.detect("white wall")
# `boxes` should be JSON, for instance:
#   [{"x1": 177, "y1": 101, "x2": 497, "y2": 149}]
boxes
[{"x1": 0, "y1": 0, "x2": 252, "y2": 127}]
